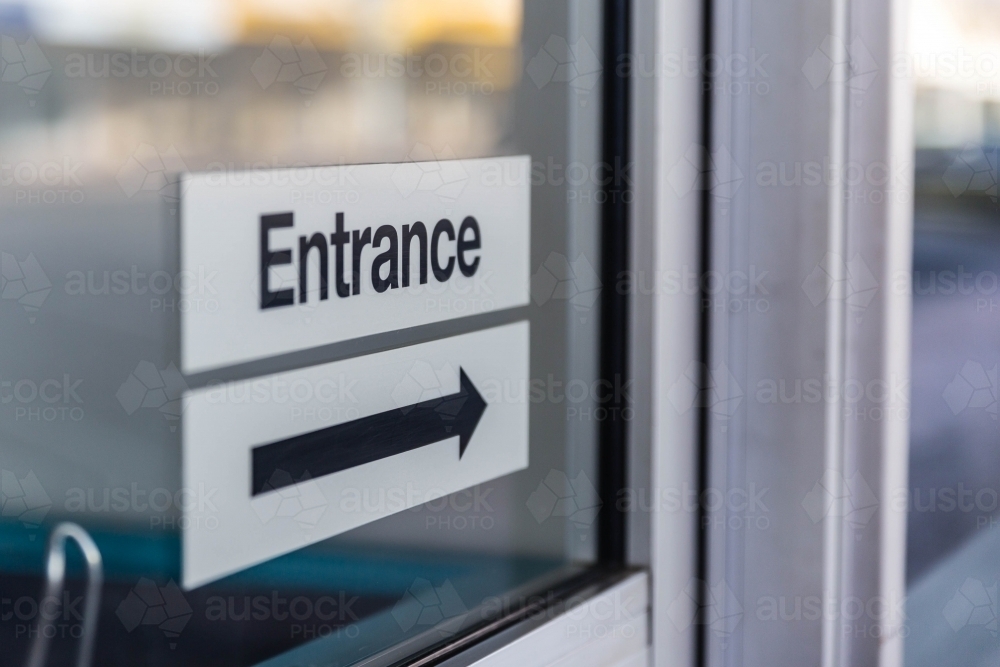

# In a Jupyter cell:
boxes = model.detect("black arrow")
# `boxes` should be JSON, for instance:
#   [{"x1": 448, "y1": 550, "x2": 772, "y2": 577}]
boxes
[{"x1": 251, "y1": 368, "x2": 487, "y2": 496}]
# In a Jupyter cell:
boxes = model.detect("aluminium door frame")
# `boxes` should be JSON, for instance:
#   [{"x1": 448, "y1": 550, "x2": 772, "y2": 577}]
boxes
[{"x1": 629, "y1": 0, "x2": 913, "y2": 666}]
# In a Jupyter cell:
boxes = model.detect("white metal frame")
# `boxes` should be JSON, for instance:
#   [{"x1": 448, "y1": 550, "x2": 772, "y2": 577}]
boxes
[
  {"x1": 450, "y1": 573, "x2": 650, "y2": 667},
  {"x1": 627, "y1": 0, "x2": 914, "y2": 666},
  {"x1": 630, "y1": 1, "x2": 703, "y2": 666}
]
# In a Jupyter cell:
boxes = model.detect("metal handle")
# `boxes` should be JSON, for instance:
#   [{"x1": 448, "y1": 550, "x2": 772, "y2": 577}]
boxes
[{"x1": 26, "y1": 522, "x2": 103, "y2": 667}]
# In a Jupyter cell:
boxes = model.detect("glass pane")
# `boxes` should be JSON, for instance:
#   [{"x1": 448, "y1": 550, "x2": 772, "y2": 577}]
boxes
[
  {"x1": 905, "y1": 1, "x2": 1000, "y2": 665},
  {"x1": 0, "y1": 1, "x2": 607, "y2": 664}
]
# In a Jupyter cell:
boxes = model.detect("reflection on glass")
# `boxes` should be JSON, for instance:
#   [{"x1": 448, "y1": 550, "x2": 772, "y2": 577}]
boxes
[{"x1": 0, "y1": 0, "x2": 523, "y2": 184}]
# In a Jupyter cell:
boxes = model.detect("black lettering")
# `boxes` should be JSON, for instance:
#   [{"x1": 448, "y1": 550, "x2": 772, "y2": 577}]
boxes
[
  {"x1": 260, "y1": 213, "x2": 294, "y2": 309},
  {"x1": 431, "y1": 219, "x2": 455, "y2": 283},
  {"x1": 298, "y1": 233, "x2": 328, "y2": 303},
  {"x1": 262, "y1": 212, "x2": 479, "y2": 306},
  {"x1": 457, "y1": 216, "x2": 481, "y2": 277},
  {"x1": 330, "y1": 212, "x2": 351, "y2": 298},
  {"x1": 351, "y1": 227, "x2": 372, "y2": 295},
  {"x1": 402, "y1": 222, "x2": 428, "y2": 287},
  {"x1": 371, "y1": 225, "x2": 399, "y2": 293}
]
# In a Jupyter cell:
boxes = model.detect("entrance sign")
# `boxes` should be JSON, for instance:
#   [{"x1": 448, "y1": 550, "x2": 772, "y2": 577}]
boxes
[
  {"x1": 181, "y1": 321, "x2": 529, "y2": 589},
  {"x1": 181, "y1": 156, "x2": 530, "y2": 374}
]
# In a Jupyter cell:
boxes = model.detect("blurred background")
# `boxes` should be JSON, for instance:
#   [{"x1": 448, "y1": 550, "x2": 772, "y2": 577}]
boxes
[
  {"x1": 0, "y1": 0, "x2": 523, "y2": 186},
  {"x1": 906, "y1": 0, "x2": 1000, "y2": 665}
]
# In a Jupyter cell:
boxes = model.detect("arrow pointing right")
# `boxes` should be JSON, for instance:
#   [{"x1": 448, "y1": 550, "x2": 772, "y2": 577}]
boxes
[{"x1": 251, "y1": 368, "x2": 487, "y2": 496}]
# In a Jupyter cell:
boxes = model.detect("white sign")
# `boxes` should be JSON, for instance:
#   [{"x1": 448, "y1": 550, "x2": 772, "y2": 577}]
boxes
[
  {"x1": 181, "y1": 156, "x2": 530, "y2": 374},
  {"x1": 181, "y1": 321, "x2": 529, "y2": 589}
]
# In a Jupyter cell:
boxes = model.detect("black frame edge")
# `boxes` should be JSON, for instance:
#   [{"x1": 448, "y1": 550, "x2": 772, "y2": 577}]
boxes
[
  {"x1": 597, "y1": 0, "x2": 632, "y2": 567},
  {"x1": 696, "y1": 0, "x2": 715, "y2": 664}
]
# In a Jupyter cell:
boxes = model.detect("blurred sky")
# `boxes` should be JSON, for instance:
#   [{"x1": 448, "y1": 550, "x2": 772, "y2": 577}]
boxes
[
  {"x1": 912, "y1": 0, "x2": 1000, "y2": 101},
  {"x1": 0, "y1": 0, "x2": 523, "y2": 51}
]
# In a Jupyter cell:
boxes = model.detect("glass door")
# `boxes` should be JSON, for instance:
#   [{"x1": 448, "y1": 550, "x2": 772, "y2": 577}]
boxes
[{"x1": 0, "y1": 1, "x2": 628, "y2": 665}]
